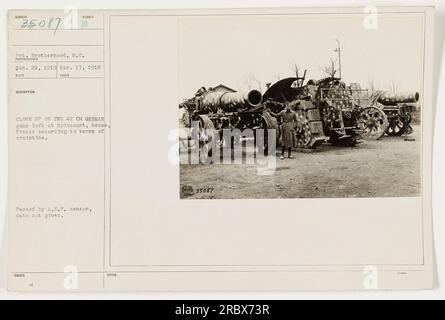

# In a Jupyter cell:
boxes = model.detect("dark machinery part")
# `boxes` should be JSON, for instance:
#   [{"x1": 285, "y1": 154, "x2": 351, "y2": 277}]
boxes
[
  {"x1": 370, "y1": 91, "x2": 419, "y2": 136},
  {"x1": 315, "y1": 78, "x2": 362, "y2": 146},
  {"x1": 356, "y1": 106, "x2": 389, "y2": 140},
  {"x1": 180, "y1": 86, "x2": 275, "y2": 163},
  {"x1": 202, "y1": 89, "x2": 262, "y2": 111},
  {"x1": 262, "y1": 77, "x2": 328, "y2": 149},
  {"x1": 288, "y1": 100, "x2": 326, "y2": 148},
  {"x1": 377, "y1": 92, "x2": 420, "y2": 106},
  {"x1": 384, "y1": 104, "x2": 415, "y2": 136},
  {"x1": 263, "y1": 76, "x2": 396, "y2": 147},
  {"x1": 180, "y1": 87, "x2": 263, "y2": 115}
]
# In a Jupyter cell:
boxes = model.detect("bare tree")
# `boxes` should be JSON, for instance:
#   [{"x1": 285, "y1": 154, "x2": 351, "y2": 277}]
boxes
[
  {"x1": 292, "y1": 63, "x2": 300, "y2": 78},
  {"x1": 322, "y1": 58, "x2": 337, "y2": 78}
]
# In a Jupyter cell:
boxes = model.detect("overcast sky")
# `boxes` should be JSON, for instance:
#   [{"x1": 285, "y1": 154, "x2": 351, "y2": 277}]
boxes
[{"x1": 178, "y1": 13, "x2": 424, "y2": 100}]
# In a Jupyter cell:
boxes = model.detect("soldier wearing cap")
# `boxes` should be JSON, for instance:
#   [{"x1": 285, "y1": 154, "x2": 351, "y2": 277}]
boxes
[{"x1": 269, "y1": 104, "x2": 300, "y2": 160}]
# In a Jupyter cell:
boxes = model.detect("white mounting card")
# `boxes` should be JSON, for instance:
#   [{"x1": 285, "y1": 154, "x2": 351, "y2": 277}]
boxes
[{"x1": 7, "y1": 6, "x2": 435, "y2": 291}]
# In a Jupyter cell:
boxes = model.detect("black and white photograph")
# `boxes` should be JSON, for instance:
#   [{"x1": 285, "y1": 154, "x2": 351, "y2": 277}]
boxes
[{"x1": 179, "y1": 14, "x2": 423, "y2": 199}]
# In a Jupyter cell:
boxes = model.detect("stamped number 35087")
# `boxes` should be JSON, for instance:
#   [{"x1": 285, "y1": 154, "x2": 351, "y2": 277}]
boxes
[{"x1": 196, "y1": 187, "x2": 214, "y2": 194}]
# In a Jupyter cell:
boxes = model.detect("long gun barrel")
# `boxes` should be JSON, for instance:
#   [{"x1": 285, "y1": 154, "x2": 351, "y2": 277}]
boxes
[
  {"x1": 201, "y1": 88, "x2": 263, "y2": 113},
  {"x1": 377, "y1": 92, "x2": 420, "y2": 106}
]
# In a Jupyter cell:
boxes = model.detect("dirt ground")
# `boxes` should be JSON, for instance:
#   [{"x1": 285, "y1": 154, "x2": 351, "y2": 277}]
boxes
[{"x1": 180, "y1": 125, "x2": 421, "y2": 199}]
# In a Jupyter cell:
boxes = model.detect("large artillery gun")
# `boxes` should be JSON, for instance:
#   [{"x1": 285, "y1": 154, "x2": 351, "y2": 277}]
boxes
[
  {"x1": 179, "y1": 85, "x2": 279, "y2": 163},
  {"x1": 179, "y1": 76, "x2": 420, "y2": 163},
  {"x1": 263, "y1": 75, "x2": 389, "y2": 147},
  {"x1": 311, "y1": 77, "x2": 383, "y2": 145},
  {"x1": 367, "y1": 91, "x2": 419, "y2": 136},
  {"x1": 263, "y1": 74, "x2": 420, "y2": 148}
]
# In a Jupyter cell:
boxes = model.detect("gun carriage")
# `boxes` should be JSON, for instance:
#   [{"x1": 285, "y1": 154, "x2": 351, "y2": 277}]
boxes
[{"x1": 180, "y1": 85, "x2": 278, "y2": 163}]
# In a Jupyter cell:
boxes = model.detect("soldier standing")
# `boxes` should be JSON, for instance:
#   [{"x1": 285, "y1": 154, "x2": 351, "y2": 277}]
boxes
[{"x1": 269, "y1": 104, "x2": 300, "y2": 160}]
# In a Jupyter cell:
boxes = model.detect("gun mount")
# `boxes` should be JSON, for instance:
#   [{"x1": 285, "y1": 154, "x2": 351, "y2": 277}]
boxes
[
  {"x1": 262, "y1": 76, "x2": 327, "y2": 148},
  {"x1": 180, "y1": 85, "x2": 278, "y2": 163},
  {"x1": 377, "y1": 92, "x2": 420, "y2": 106},
  {"x1": 368, "y1": 91, "x2": 420, "y2": 136},
  {"x1": 262, "y1": 75, "x2": 390, "y2": 147}
]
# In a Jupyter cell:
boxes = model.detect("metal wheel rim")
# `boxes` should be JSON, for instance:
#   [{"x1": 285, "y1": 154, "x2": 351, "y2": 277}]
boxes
[{"x1": 358, "y1": 107, "x2": 388, "y2": 140}]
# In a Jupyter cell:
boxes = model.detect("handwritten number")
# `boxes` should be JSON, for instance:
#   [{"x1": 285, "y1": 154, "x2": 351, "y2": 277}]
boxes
[
  {"x1": 48, "y1": 17, "x2": 54, "y2": 29},
  {"x1": 20, "y1": 17, "x2": 62, "y2": 34},
  {"x1": 20, "y1": 19, "x2": 28, "y2": 29},
  {"x1": 54, "y1": 18, "x2": 62, "y2": 34}
]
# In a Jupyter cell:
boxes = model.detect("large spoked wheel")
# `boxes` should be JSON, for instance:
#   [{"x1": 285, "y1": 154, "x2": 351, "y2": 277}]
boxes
[
  {"x1": 197, "y1": 115, "x2": 215, "y2": 164},
  {"x1": 259, "y1": 112, "x2": 279, "y2": 156},
  {"x1": 295, "y1": 110, "x2": 313, "y2": 148},
  {"x1": 357, "y1": 107, "x2": 389, "y2": 140}
]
